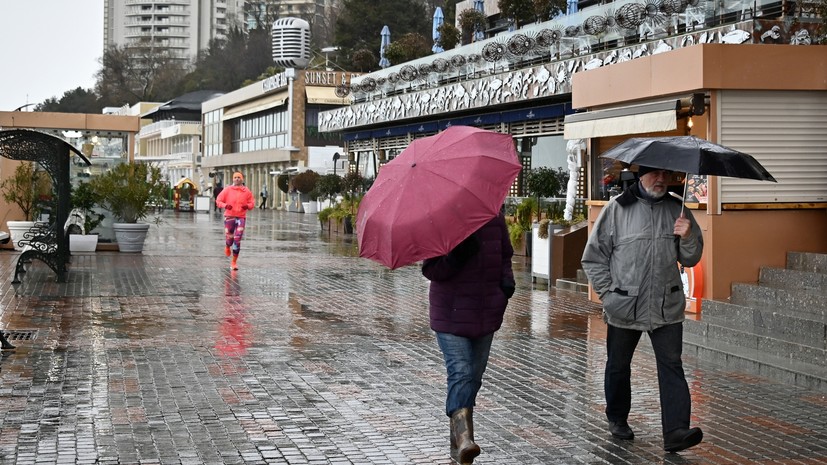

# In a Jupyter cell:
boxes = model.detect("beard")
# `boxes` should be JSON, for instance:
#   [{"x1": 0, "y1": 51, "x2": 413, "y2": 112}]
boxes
[{"x1": 641, "y1": 183, "x2": 667, "y2": 200}]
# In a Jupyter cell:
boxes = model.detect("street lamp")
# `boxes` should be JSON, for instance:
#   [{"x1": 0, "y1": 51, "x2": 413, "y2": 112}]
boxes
[
  {"x1": 332, "y1": 152, "x2": 341, "y2": 175},
  {"x1": 321, "y1": 46, "x2": 340, "y2": 71}
]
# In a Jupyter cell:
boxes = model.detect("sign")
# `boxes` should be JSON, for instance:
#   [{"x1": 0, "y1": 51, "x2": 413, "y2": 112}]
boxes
[{"x1": 302, "y1": 71, "x2": 362, "y2": 87}]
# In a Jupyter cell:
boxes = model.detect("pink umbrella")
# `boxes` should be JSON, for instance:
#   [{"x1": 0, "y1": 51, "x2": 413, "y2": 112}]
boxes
[{"x1": 357, "y1": 125, "x2": 521, "y2": 270}]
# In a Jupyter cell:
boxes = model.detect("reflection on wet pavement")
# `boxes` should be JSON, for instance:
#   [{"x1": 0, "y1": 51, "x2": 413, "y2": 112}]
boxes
[{"x1": 1, "y1": 209, "x2": 825, "y2": 464}]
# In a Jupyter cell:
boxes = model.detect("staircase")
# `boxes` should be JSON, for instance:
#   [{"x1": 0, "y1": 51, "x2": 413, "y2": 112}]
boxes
[{"x1": 684, "y1": 252, "x2": 827, "y2": 392}]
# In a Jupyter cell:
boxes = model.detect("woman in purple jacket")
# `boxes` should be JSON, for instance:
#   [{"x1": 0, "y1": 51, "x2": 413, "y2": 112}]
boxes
[{"x1": 422, "y1": 213, "x2": 515, "y2": 464}]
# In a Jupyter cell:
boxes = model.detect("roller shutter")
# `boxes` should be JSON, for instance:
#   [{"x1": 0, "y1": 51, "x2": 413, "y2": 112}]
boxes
[{"x1": 719, "y1": 90, "x2": 827, "y2": 203}]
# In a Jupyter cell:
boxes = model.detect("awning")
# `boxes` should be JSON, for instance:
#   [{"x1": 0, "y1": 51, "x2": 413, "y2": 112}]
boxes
[
  {"x1": 223, "y1": 91, "x2": 288, "y2": 120},
  {"x1": 563, "y1": 100, "x2": 680, "y2": 139},
  {"x1": 306, "y1": 87, "x2": 349, "y2": 105}
]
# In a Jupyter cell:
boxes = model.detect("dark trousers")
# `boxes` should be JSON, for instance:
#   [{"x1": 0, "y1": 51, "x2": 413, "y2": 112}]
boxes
[{"x1": 605, "y1": 323, "x2": 691, "y2": 435}]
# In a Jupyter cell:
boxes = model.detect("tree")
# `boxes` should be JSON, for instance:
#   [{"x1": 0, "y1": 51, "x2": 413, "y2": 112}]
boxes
[
  {"x1": 533, "y1": 0, "x2": 566, "y2": 22},
  {"x1": 316, "y1": 174, "x2": 343, "y2": 201},
  {"x1": 384, "y1": 33, "x2": 431, "y2": 65},
  {"x1": 436, "y1": 23, "x2": 461, "y2": 51},
  {"x1": 334, "y1": 0, "x2": 430, "y2": 69},
  {"x1": 0, "y1": 162, "x2": 52, "y2": 222},
  {"x1": 179, "y1": 28, "x2": 248, "y2": 93},
  {"x1": 96, "y1": 43, "x2": 188, "y2": 107},
  {"x1": 35, "y1": 87, "x2": 101, "y2": 113},
  {"x1": 498, "y1": 0, "x2": 536, "y2": 28},
  {"x1": 524, "y1": 167, "x2": 563, "y2": 222},
  {"x1": 458, "y1": 8, "x2": 487, "y2": 44},
  {"x1": 351, "y1": 49, "x2": 378, "y2": 72},
  {"x1": 292, "y1": 170, "x2": 321, "y2": 194}
]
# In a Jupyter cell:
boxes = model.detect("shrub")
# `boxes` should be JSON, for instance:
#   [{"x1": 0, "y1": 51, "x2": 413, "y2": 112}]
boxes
[
  {"x1": 292, "y1": 170, "x2": 320, "y2": 194},
  {"x1": 0, "y1": 162, "x2": 52, "y2": 221},
  {"x1": 317, "y1": 174, "x2": 343, "y2": 200},
  {"x1": 70, "y1": 181, "x2": 105, "y2": 233},
  {"x1": 89, "y1": 162, "x2": 166, "y2": 223}
]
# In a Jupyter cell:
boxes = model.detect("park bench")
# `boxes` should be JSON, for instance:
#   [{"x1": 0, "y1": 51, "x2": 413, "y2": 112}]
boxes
[{"x1": 12, "y1": 221, "x2": 63, "y2": 284}]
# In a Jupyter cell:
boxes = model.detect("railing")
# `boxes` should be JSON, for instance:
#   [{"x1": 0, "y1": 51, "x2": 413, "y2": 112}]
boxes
[
  {"x1": 349, "y1": 0, "x2": 812, "y2": 103},
  {"x1": 139, "y1": 120, "x2": 200, "y2": 137}
]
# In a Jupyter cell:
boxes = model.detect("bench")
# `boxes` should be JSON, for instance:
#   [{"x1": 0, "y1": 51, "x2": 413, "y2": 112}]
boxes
[{"x1": 12, "y1": 222, "x2": 64, "y2": 284}]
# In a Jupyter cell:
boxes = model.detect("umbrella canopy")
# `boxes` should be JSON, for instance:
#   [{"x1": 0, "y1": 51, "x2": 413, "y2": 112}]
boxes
[
  {"x1": 432, "y1": 7, "x2": 445, "y2": 53},
  {"x1": 357, "y1": 126, "x2": 521, "y2": 270},
  {"x1": 600, "y1": 135, "x2": 776, "y2": 182},
  {"x1": 379, "y1": 25, "x2": 391, "y2": 68},
  {"x1": 474, "y1": 0, "x2": 485, "y2": 41}
]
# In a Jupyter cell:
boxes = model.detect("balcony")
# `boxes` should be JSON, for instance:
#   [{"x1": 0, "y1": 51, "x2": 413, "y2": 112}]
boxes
[{"x1": 346, "y1": 0, "x2": 816, "y2": 104}]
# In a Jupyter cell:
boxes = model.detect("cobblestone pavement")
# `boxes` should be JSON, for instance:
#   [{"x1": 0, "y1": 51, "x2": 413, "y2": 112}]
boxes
[{"x1": 1, "y1": 209, "x2": 826, "y2": 465}]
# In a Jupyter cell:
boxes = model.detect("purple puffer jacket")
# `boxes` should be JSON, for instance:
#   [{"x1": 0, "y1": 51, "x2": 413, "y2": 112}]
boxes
[{"x1": 422, "y1": 214, "x2": 515, "y2": 338}]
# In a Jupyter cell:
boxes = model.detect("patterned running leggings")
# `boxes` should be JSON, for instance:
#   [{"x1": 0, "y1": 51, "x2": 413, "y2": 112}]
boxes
[{"x1": 224, "y1": 217, "x2": 247, "y2": 257}]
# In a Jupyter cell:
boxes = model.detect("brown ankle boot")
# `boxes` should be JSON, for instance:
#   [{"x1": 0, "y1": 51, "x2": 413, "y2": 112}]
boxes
[{"x1": 450, "y1": 408, "x2": 480, "y2": 464}]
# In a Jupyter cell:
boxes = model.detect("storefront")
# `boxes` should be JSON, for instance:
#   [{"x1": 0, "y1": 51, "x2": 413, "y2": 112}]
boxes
[
  {"x1": 568, "y1": 44, "x2": 827, "y2": 303},
  {"x1": 319, "y1": 0, "x2": 825, "y2": 300},
  {"x1": 201, "y1": 69, "x2": 360, "y2": 210}
]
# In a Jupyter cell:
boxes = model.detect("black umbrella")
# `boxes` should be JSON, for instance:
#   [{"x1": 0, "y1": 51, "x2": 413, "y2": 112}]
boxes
[
  {"x1": 600, "y1": 135, "x2": 777, "y2": 182},
  {"x1": 600, "y1": 135, "x2": 776, "y2": 214}
]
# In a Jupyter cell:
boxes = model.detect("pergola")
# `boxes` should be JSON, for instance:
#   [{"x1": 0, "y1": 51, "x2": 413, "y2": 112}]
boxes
[{"x1": 0, "y1": 129, "x2": 90, "y2": 282}]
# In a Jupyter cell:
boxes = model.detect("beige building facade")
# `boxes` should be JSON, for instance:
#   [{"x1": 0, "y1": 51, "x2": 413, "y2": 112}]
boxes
[{"x1": 201, "y1": 68, "x2": 359, "y2": 210}]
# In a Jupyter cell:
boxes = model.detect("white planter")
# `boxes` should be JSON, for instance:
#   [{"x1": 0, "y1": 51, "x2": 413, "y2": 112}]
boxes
[
  {"x1": 531, "y1": 222, "x2": 563, "y2": 281},
  {"x1": 112, "y1": 222, "x2": 150, "y2": 253},
  {"x1": 302, "y1": 201, "x2": 318, "y2": 214},
  {"x1": 531, "y1": 223, "x2": 550, "y2": 281},
  {"x1": 69, "y1": 234, "x2": 98, "y2": 253},
  {"x1": 7, "y1": 220, "x2": 36, "y2": 251}
]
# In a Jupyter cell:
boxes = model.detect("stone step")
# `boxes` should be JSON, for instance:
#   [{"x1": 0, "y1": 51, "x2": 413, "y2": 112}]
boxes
[
  {"x1": 683, "y1": 331, "x2": 827, "y2": 392},
  {"x1": 787, "y1": 251, "x2": 827, "y2": 275},
  {"x1": 759, "y1": 266, "x2": 827, "y2": 293},
  {"x1": 731, "y1": 283, "x2": 827, "y2": 320},
  {"x1": 701, "y1": 300, "x2": 827, "y2": 346},
  {"x1": 554, "y1": 278, "x2": 588, "y2": 294},
  {"x1": 684, "y1": 317, "x2": 826, "y2": 366}
]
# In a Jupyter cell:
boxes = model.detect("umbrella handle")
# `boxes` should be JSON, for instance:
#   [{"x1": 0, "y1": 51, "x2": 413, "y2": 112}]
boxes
[{"x1": 681, "y1": 175, "x2": 688, "y2": 217}]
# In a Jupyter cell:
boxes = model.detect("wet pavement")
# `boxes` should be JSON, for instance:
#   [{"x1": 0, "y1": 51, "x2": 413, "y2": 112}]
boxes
[{"x1": 1, "y1": 209, "x2": 826, "y2": 465}]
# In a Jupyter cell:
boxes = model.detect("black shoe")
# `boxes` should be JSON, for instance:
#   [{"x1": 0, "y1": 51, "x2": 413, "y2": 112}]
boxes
[
  {"x1": 664, "y1": 427, "x2": 703, "y2": 452},
  {"x1": 608, "y1": 420, "x2": 634, "y2": 440}
]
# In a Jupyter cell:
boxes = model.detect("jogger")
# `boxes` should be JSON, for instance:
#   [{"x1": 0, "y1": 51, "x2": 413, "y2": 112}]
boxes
[{"x1": 215, "y1": 172, "x2": 255, "y2": 270}]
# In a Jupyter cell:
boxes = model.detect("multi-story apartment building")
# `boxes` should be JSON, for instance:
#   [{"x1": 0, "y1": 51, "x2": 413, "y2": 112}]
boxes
[
  {"x1": 104, "y1": 0, "x2": 341, "y2": 63},
  {"x1": 104, "y1": 0, "x2": 246, "y2": 62}
]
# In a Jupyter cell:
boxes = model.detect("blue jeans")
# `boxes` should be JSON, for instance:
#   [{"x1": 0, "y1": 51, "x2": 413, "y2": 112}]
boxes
[
  {"x1": 435, "y1": 332, "x2": 494, "y2": 417},
  {"x1": 605, "y1": 323, "x2": 691, "y2": 434}
]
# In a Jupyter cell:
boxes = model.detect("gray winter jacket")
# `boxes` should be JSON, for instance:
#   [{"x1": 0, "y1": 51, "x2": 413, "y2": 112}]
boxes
[{"x1": 581, "y1": 184, "x2": 703, "y2": 331}]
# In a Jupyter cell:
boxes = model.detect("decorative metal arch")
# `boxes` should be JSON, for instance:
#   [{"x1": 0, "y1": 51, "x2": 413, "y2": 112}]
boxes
[{"x1": 0, "y1": 129, "x2": 91, "y2": 283}]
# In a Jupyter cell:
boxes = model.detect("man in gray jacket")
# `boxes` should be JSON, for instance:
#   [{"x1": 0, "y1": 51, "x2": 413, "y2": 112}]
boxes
[{"x1": 581, "y1": 165, "x2": 704, "y2": 453}]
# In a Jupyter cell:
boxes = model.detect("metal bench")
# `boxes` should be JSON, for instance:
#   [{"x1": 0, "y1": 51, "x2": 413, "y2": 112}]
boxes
[{"x1": 12, "y1": 222, "x2": 62, "y2": 284}]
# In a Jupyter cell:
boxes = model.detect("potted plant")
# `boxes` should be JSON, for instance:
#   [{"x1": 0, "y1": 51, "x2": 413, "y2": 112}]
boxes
[
  {"x1": 277, "y1": 173, "x2": 290, "y2": 210},
  {"x1": 316, "y1": 173, "x2": 343, "y2": 211},
  {"x1": 0, "y1": 161, "x2": 52, "y2": 250},
  {"x1": 340, "y1": 172, "x2": 366, "y2": 234},
  {"x1": 67, "y1": 181, "x2": 106, "y2": 252},
  {"x1": 509, "y1": 197, "x2": 536, "y2": 256},
  {"x1": 89, "y1": 162, "x2": 166, "y2": 253},
  {"x1": 524, "y1": 167, "x2": 564, "y2": 281},
  {"x1": 292, "y1": 170, "x2": 320, "y2": 214},
  {"x1": 318, "y1": 206, "x2": 335, "y2": 231}
]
